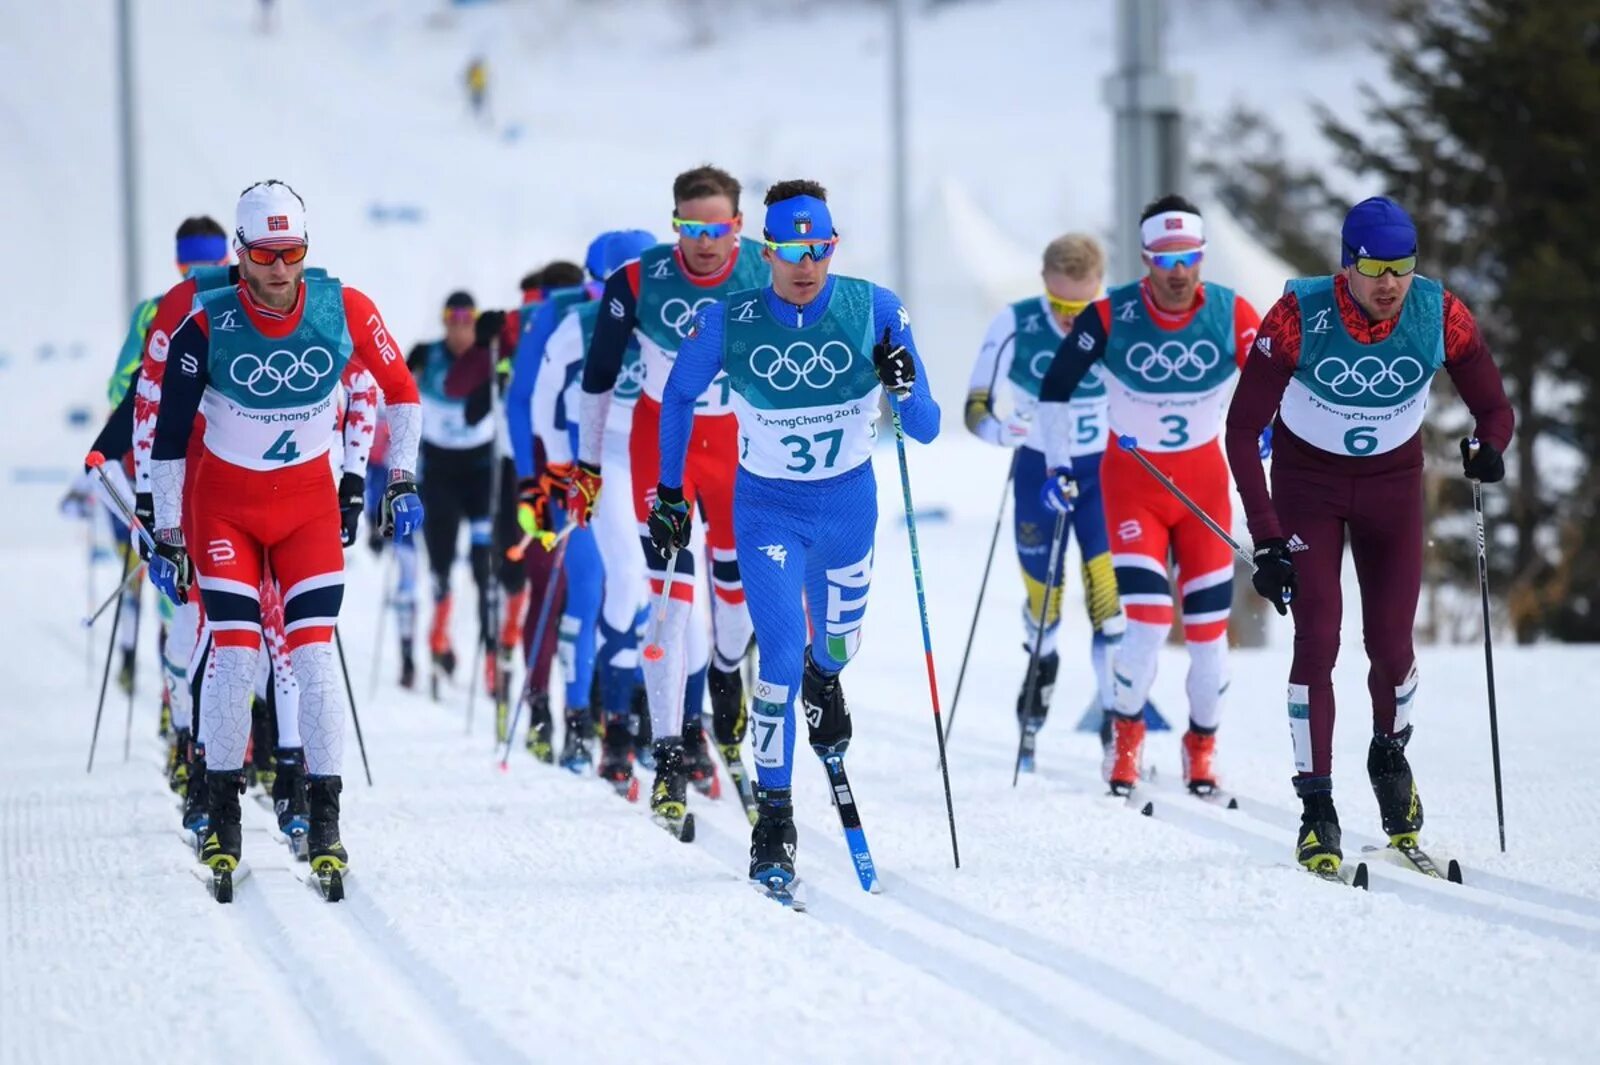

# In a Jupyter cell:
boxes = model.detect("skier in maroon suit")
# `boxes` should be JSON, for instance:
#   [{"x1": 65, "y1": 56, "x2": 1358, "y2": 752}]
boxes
[{"x1": 1224, "y1": 197, "x2": 1513, "y2": 876}]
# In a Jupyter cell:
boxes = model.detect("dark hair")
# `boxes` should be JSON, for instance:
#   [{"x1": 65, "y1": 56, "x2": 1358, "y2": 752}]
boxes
[
  {"x1": 1139, "y1": 194, "x2": 1201, "y2": 223},
  {"x1": 175, "y1": 216, "x2": 226, "y2": 240},
  {"x1": 519, "y1": 269, "x2": 544, "y2": 292},
  {"x1": 673, "y1": 165, "x2": 742, "y2": 214},
  {"x1": 444, "y1": 290, "x2": 476, "y2": 310},
  {"x1": 541, "y1": 261, "x2": 585, "y2": 289},
  {"x1": 764, "y1": 179, "x2": 827, "y2": 206}
]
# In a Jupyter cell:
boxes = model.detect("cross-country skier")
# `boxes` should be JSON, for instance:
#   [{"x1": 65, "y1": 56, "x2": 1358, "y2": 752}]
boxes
[
  {"x1": 965, "y1": 233, "x2": 1124, "y2": 770},
  {"x1": 149, "y1": 179, "x2": 424, "y2": 894},
  {"x1": 654, "y1": 179, "x2": 938, "y2": 888},
  {"x1": 1223, "y1": 196, "x2": 1513, "y2": 876},
  {"x1": 409, "y1": 291, "x2": 503, "y2": 695},
  {"x1": 568, "y1": 165, "x2": 771, "y2": 837},
  {"x1": 505, "y1": 256, "x2": 602, "y2": 756},
  {"x1": 1038, "y1": 196, "x2": 1261, "y2": 798},
  {"x1": 362, "y1": 414, "x2": 421, "y2": 687},
  {"x1": 529, "y1": 230, "x2": 664, "y2": 782}
]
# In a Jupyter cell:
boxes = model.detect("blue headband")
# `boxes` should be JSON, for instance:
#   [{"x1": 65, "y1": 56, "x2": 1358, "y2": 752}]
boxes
[
  {"x1": 176, "y1": 233, "x2": 227, "y2": 265},
  {"x1": 764, "y1": 195, "x2": 834, "y2": 243}
]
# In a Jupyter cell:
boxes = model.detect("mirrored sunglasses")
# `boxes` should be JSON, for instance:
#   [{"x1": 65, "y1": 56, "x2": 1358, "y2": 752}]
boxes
[
  {"x1": 764, "y1": 238, "x2": 838, "y2": 264},
  {"x1": 243, "y1": 243, "x2": 308, "y2": 267},
  {"x1": 1351, "y1": 254, "x2": 1417, "y2": 278},
  {"x1": 672, "y1": 218, "x2": 735, "y2": 240},
  {"x1": 1145, "y1": 249, "x2": 1204, "y2": 270}
]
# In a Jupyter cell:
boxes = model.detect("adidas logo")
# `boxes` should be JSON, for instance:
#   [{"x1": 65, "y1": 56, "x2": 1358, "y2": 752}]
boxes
[{"x1": 1287, "y1": 534, "x2": 1310, "y2": 553}]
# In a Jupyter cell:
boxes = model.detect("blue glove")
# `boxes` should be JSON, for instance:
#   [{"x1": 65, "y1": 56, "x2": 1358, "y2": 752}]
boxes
[
  {"x1": 1040, "y1": 467, "x2": 1078, "y2": 515},
  {"x1": 380, "y1": 478, "x2": 425, "y2": 539},
  {"x1": 149, "y1": 528, "x2": 193, "y2": 606},
  {"x1": 1258, "y1": 426, "x2": 1273, "y2": 460}
]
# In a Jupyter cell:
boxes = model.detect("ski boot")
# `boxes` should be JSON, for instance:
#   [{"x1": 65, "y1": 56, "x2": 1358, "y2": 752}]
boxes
[
  {"x1": 709, "y1": 665, "x2": 756, "y2": 824},
  {"x1": 631, "y1": 685, "x2": 655, "y2": 770},
  {"x1": 181, "y1": 746, "x2": 209, "y2": 839},
  {"x1": 649, "y1": 739, "x2": 695, "y2": 841},
  {"x1": 525, "y1": 692, "x2": 554, "y2": 763},
  {"x1": 167, "y1": 729, "x2": 191, "y2": 795},
  {"x1": 429, "y1": 596, "x2": 456, "y2": 700},
  {"x1": 750, "y1": 786, "x2": 799, "y2": 896},
  {"x1": 1368, "y1": 725, "x2": 1424, "y2": 846},
  {"x1": 558, "y1": 708, "x2": 594, "y2": 773},
  {"x1": 1181, "y1": 723, "x2": 1220, "y2": 796},
  {"x1": 198, "y1": 770, "x2": 244, "y2": 902},
  {"x1": 307, "y1": 775, "x2": 348, "y2": 902},
  {"x1": 683, "y1": 715, "x2": 719, "y2": 797},
  {"x1": 598, "y1": 713, "x2": 639, "y2": 801},
  {"x1": 116, "y1": 647, "x2": 135, "y2": 696},
  {"x1": 801, "y1": 650, "x2": 852, "y2": 754},
  {"x1": 398, "y1": 641, "x2": 417, "y2": 691},
  {"x1": 271, "y1": 747, "x2": 310, "y2": 859},
  {"x1": 1295, "y1": 777, "x2": 1343, "y2": 878},
  {"x1": 1105, "y1": 713, "x2": 1147, "y2": 797},
  {"x1": 1014, "y1": 651, "x2": 1058, "y2": 774}
]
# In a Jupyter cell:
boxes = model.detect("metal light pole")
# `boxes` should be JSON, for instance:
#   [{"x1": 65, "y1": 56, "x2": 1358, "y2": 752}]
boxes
[
  {"x1": 117, "y1": 0, "x2": 141, "y2": 314},
  {"x1": 1102, "y1": 0, "x2": 1189, "y2": 282},
  {"x1": 888, "y1": 0, "x2": 911, "y2": 297}
]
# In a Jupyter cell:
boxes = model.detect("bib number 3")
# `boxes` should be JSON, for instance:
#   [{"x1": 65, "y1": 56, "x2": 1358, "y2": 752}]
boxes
[
  {"x1": 263, "y1": 430, "x2": 301, "y2": 464},
  {"x1": 1157, "y1": 415, "x2": 1190, "y2": 448}
]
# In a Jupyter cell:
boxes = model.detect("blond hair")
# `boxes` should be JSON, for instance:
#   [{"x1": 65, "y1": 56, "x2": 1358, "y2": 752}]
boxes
[{"x1": 1041, "y1": 233, "x2": 1105, "y2": 281}]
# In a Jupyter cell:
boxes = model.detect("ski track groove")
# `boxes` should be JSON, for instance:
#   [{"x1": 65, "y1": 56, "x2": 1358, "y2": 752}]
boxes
[
  {"x1": 690, "y1": 817, "x2": 1165, "y2": 1064},
  {"x1": 782, "y1": 804, "x2": 1315, "y2": 1065},
  {"x1": 240, "y1": 800, "x2": 529, "y2": 1064}
]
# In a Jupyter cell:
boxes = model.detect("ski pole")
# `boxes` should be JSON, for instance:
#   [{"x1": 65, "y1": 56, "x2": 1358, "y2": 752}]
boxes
[
  {"x1": 1116, "y1": 436, "x2": 1254, "y2": 568},
  {"x1": 88, "y1": 550, "x2": 131, "y2": 773},
  {"x1": 642, "y1": 546, "x2": 682, "y2": 664},
  {"x1": 83, "y1": 561, "x2": 146, "y2": 627},
  {"x1": 888, "y1": 395, "x2": 960, "y2": 869},
  {"x1": 1468, "y1": 441, "x2": 1507, "y2": 852},
  {"x1": 123, "y1": 573, "x2": 142, "y2": 763},
  {"x1": 943, "y1": 452, "x2": 1016, "y2": 745},
  {"x1": 1013, "y1": 507, "x2": 1068, "y2": 787},
  {"x1": 85, "y1": 498, "x2": 97, "y2": 682},
  {"x1": 499, "y1": 525, "x2": 573, "y2": 769},
  {"x1": 333, "y1": 626, "x2": 373, "y2": 786},
  {"x1": 472, "y1": 334, "x2": 506, "y2": 737},
  {"x1": 368, "y1": 545, "x2": 395, "y2": 699}
]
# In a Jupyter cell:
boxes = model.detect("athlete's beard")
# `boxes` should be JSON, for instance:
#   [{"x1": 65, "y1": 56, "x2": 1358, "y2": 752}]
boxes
[{"x1": 244, "y1": 264, "x2": 305, "y2": 312}]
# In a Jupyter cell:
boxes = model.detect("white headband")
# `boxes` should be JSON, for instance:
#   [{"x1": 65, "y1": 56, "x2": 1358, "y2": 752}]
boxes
[{"x1": 1140, "y1": 210, "x2": 1204, "y2": 250}]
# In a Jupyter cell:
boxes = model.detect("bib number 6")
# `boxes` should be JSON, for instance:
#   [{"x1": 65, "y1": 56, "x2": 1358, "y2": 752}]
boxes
[{"x1": 1344, "y1": 425, "x2": 1378, "y2": 455}]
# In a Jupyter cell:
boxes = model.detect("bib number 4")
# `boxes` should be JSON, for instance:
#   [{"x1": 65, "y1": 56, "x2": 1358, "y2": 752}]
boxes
[{"x1": 263, "y1": 430, "x2": 301, "y2": 464}]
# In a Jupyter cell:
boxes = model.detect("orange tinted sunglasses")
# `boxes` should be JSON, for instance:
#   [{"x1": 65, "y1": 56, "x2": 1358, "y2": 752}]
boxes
[{"x1": 244, "y1": 243, "x2": 309, "y2": 266}]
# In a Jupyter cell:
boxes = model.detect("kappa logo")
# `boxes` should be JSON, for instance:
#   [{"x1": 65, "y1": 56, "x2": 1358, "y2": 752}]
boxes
[
  {"x1": 896, "y1": 305, "x2": 911, "y2": 330},
  {"x1": 212, "y1": 308, "x2": 241, "y2": 333},
  {"x1": 149, "y1": 329, "x2": 171, "y2": 364},
  {"x1": 207, "y1": 538, "x2": 236, "y2": 565},
  {"x1": 1255, "y1": 335, "x2": 1272, "y2": 357},
  {"x1": 648, "y1": 258, "x2": 673, "y2": 280},
  {"x1": 732, "y1": 299, "x2": 759, "y2": 323},
  {"x1": 608, "y1": 297, "x2": 626, "y2": 320},
  {"x1": 760, "y1": 543, "x2": 788, "y2": 568},
  {"x1": 1287, "y1": 534, "x2": 1310, "y2": 553},
  {"x1": 1307, "y1": 307, "x2": 1333, "y2": 334}
]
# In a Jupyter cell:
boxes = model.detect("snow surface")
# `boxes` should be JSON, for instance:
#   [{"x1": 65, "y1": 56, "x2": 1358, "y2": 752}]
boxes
[{"x1": 4, "y1": 2, "x2": 1596, "y2": 1063}]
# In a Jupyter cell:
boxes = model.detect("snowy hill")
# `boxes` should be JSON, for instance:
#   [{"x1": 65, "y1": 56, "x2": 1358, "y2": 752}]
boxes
[{"x1": 5, "y1": 3, "x2": 1596, "y2": 1064}]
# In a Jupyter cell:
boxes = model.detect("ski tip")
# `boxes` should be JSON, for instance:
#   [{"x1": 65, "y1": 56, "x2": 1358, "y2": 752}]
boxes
[
  {"x1": 1139, "y1": 800, "x2": 1155, "y2": 816},
  {"x1": 1225, "y1": 796, "x2": 1240, "y2": 810},
  {"x1": 1352, "y1": 862, "x2": 1370, "y2": 891},
  {"x1": 1447, "y1": 858, "x2": 1464, "y2": 884}
]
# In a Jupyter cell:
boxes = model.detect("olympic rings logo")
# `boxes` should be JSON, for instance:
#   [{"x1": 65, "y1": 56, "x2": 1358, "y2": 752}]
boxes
[
  {"x1": 228, "y1": 345, "x2": 335, "y2": 397},
  {"x1": 749, "y1": 339, "x2": 854, "y2": 392},
  {"x1": 1123, "y1": 339, "x2": 1221, "y2": 384},
  {"x1": 660, "y1": 297, "x2": 715, "y2": 339},
  {"x1": 1312, "y1": 355, "x2": 1426, "y2": 400},
  {"x1": 616, "y1": 357, "x2": 647, "y2": 398}
]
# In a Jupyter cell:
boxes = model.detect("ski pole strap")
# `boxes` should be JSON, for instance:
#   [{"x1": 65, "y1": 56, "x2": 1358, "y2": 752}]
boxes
[
  {"x1": 1115, "y1": 435, "x2": 1254, "y2": 570},
  {"x1": 84, "y1": 451, "x2": 157, "y2": 556}
]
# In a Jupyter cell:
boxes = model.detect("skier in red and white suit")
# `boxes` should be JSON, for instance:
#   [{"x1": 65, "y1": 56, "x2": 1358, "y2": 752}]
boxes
[{"x1": 149, "y1": 180, "x2": 424, "y2": 876}]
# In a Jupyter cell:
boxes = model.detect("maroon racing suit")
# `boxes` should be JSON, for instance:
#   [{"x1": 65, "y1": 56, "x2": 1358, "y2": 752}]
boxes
[{"x1": 1224, "y1": 275, "x2": 1512, "y2": 782}]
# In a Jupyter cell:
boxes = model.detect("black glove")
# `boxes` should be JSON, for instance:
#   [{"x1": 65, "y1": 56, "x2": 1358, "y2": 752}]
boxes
[
  {"x1": 1460, "y1": 438, "x2": 1504, "y2": 483},
  {"x1": 1250, "y1": 537, "x2": 1297, "y2": 617},
  {"x1": 338, "y1": 472, "x2": 365, "y2": 548},
  {"x1": 133, "y1": 491, "x2": 155, "y2": 560},
  {"x1": 872, "y1": 326, "x2": 915, "y2": 397},
  {"x1": 646, "y1": 483, "x2": 692, "y2": 558},
  {"x1": 474, "y1": 309, "x2": 508, "y2": 349}
]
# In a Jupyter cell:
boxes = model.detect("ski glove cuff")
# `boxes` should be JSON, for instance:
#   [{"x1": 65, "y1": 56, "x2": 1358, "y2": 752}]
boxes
[
  {"x1": 133, "y1": 491, "x2": 156, "y2": 560},
  {"x1": 150, "y1": 528, "x2": 193, "y2": 606},
  {"x1": 380, "y1": 477, "x2": 424, "y2": 539},
  {"x1": 337, "y1": 473, "x2": 365, "y2": 548},
  {"x1": 1251, "y1": 537, "x2": 1297, "y2": 616}
]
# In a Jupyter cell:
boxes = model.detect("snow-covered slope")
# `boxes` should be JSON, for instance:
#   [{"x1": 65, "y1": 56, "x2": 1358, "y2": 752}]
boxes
[{"x1": 10, "y1": 4, "x2": 1593, "y2": 1064}]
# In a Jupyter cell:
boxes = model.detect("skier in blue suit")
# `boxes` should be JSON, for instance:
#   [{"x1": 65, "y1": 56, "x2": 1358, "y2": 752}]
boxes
[{"x1": 653, "y1": 180, "x2": 939, "y2": 888}]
